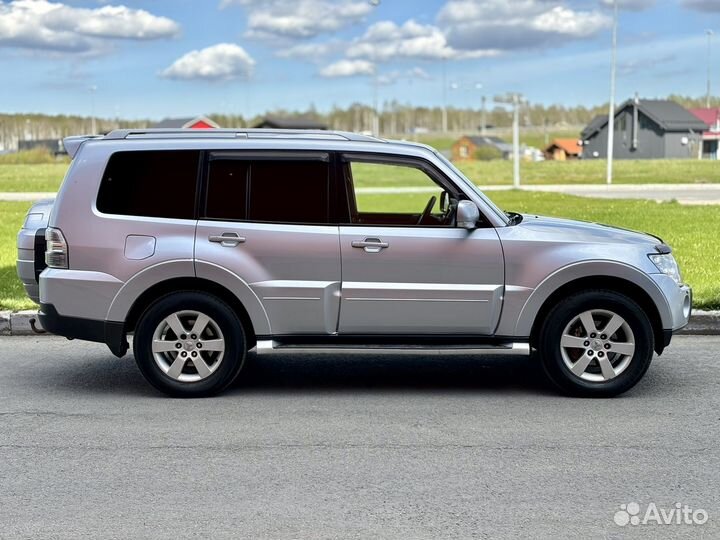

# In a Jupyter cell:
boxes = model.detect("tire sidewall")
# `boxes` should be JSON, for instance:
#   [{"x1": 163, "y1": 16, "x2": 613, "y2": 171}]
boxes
[
  {"x1": 539, "y1": 290, "x2": 654, "y2": 397},
  {"x1": 134, "y1": 292, "x2": 246, "y2": 397}
]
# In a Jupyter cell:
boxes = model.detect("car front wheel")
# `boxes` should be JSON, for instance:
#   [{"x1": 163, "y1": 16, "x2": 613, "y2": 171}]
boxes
[{"x1": 538, "y1": 290, "x2": 654, "y2": 397}]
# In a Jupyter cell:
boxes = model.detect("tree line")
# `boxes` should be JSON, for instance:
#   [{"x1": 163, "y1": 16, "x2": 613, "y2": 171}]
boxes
[{"x1": 1, "y1": 95, "x2": 716, "y2": 151}]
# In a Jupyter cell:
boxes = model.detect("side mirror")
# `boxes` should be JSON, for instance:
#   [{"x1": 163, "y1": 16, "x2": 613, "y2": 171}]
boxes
[{"x1": 456, "y1": 200, "x2": 480, "y2": 229}]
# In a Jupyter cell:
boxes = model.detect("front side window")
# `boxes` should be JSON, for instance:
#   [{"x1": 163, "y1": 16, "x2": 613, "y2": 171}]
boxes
[
  {"x1": 97, "y1": 150, "x2": 200, "y2": 219},
  {"x1": 204, "y1": 157, "x2": 329, "y2": 224},
  {"x1": 344, "y1": 158, "x2": 460, "y2": 227}
]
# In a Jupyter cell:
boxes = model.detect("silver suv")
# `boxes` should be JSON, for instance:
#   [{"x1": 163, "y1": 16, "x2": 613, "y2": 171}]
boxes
[{"x1": 17, "y1": 129, "x2": 692, "y2": 397}]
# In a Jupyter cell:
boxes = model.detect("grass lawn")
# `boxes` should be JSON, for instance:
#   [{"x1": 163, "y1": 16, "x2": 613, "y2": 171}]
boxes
[
  {"x1": 456, "y1": 159, "x2": 720, "y2": 185},
  {"x1": 0, "y1": 201, "x2": 35, "y2": 311},
  {"x1": 1, "y1": 193, "x2": 718, "y2": 311},
  {"x1": 1, "y1": 157, "x2": 718, "y2": 194},
  {"x1": 0, "y1": 163, "x2": 69, "y2": 192}
]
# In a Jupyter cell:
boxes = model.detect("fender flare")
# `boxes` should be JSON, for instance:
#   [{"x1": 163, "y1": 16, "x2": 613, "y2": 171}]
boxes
[{"x1": 514, "y1": 260, "x2": 672, "y2": 337}]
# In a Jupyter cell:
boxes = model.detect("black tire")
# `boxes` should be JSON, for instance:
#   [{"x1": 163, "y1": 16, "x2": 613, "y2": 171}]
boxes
[
  {"x1": 133, "y1": 291, "x2": 247, "y2": 397},
  {"x1": 538, "y1": 289, "x2": 654, "y2": 398}
]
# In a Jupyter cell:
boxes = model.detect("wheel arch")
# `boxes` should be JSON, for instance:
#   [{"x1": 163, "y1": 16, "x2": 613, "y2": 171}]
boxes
[
  {"x1": 527, "y1": 275, "x2": 667, "y2": 355},
  {"x1": 124, "y1": 277, "x2": 260, "y2": 348}
]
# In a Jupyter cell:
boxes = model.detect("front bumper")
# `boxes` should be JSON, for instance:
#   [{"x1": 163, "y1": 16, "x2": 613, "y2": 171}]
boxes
[
  {"x1": 650, "y1": 273, "x2": 692, "y2": 331},
  {"x1": 39, "y1": 303, "x2": 128, "y2": 357}
]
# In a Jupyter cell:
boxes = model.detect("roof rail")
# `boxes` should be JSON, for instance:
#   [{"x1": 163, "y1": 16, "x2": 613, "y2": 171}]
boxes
[{"x1": 103, "y1": 128, "x2": 384, "y2": 143}]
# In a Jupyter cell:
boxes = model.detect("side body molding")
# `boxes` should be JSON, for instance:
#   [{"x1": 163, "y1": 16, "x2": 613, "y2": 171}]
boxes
[
  {"x1": 194, "y1": 260, "x2": 272, "y2": 336},
  {"x1": 510, "y1": 260, "x2": 673, "y2": 337}
]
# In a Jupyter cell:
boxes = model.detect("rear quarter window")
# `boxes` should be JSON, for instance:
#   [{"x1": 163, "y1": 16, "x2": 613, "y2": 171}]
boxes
[{"x1": 96, "y1": 150, "x2": 200, "y2": 219}]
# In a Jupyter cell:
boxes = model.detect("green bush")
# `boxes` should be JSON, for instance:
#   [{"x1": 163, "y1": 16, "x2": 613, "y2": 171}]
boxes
[{"x1": 474, "y1": 146, "x2": 503, "y2": 161}]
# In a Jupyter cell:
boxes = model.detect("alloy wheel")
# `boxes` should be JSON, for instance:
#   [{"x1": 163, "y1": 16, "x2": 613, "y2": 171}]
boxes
[
  {"x1": 559, "y1": 309, "x2": 635, "y2": 383},
  {"x1": 151, "y1": 310, "x2": 225, "y2": 383}
]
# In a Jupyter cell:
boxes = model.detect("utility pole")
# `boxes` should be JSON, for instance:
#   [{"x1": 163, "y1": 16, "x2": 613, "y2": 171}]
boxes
[
  {"x1": 89, "y1": 85, "x2": 98, "y2": 134},
  {"x1": 512, "y1": 94, "x2": 521, "y2": 188},
  {"x1": 495, "y1": 92, "x2": 524, "y2": 188},
  {"x1": 441, "y1": 58, "x2": 448, "y2": 133},
  {"x1": 480, "y1": 95, "x2": 487, "y2": 135},
  {"x1": 707, "y1": 30, "x2": 714, "y2": 108},
  {"x1": 606, "y1": 0, "x2": 618, "y2": 185}
]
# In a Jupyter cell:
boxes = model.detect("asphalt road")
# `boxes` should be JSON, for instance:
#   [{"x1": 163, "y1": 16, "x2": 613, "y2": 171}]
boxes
[{"x1": 0, "y1": 336, "x2": 718, "y2": 539}]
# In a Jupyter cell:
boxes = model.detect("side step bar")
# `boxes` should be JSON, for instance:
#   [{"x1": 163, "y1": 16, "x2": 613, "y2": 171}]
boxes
[{"x1": 254, "y1": 340, "x2": 530, "y2": 356}]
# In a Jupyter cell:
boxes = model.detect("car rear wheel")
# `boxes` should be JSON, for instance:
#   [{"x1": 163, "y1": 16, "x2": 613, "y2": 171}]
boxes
[
  {"x1": 538, "y1": 290, "x2": 654, "y2": 397},
  {"x1": 134, "y1": 292, "x2": 246, "y2": 397}
]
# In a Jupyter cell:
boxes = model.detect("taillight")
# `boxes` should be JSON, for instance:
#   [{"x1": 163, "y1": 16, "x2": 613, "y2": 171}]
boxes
[{"x1": 45, "y1": 227, "x2": 68, "y2": 268}]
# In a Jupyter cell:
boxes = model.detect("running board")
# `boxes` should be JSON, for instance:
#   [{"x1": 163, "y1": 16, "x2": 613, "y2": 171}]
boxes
[{"x1": 254, "y1": 340, "x2": 530, "y2": 356}]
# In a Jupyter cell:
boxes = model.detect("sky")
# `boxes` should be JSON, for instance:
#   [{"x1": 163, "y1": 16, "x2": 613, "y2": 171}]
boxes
[{"x1": 0, "y1": 0, "x2": 719, "y2": 120}]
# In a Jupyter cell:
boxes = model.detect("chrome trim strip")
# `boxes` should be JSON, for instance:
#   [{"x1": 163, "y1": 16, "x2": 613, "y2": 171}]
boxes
[{"x1": 253, "y1": 340, "x2": 530, "y2": 356}]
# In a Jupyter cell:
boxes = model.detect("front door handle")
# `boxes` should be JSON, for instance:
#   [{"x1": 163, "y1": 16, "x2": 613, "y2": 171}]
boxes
[
  {"x1": 351, "y1": 238, "x2": 389, "y2": 253},
  {"x1": 208, "y1": 233, "x2": 246, "y2": 247}
]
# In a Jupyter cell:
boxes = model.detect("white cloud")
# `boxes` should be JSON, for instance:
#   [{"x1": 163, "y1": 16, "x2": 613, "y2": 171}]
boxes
[
  {"x1": 0, "y1": 0, "x2": 180, "y2": 53},
  {"x1": 377, "y1": 67, "x2": 432, "y2": 86},
  {"x1": 600, "y1": 0, "x2": 656, "y2": 11},
  {"x1": 222, "y1": 0, "x2": 373, "y2": 40},
  {"x1": 276, "y1": 41, "x2": 341, "y2": 60},
  {"x1": 437, "y1": 0, "x2": 610, "y2": 52},
  {"x1": 319, "y1": 58, "x2": 374, "y2": 78},
  {"x1": 161, "y1": 43, "x2": 255, "y2": 81},
  {"x1": 682, "y1": 0, "x2": 720, "y2": 11},
  {"x1": 346, "y1": 19, "x2": 498, "y2": 61}
]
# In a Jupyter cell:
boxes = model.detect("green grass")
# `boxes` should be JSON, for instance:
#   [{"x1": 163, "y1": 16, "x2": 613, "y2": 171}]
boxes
[
  {"x1": 0, "y1": 149, "x2": 69, "y2": 165},
  {"x1": 456, "y1": 159, "x2": 720, "y2": 185},
  {"x1": 353, "y1": 159, "x2": 720, "y2": 188},
  {"x1": 355, "y1": 191, "x2": 720, "y2": 310},
  {"x1": 0, "y1": 163, "x2": 69, "y2": 192},
  {"x1": 0, "y1": 201, "x2": 35, "y2": 311},
  {"x1": 1, "y1": 158, "x2": 719, "y2": 194}
]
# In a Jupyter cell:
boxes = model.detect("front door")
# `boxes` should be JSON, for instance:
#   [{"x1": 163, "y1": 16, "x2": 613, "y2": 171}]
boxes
[
  {"x1": 195, "y1": 152, "x2": 341, "y2": 335},
  {"x1": 337, "y1": 156, "x2": 505, "y2": 335}
]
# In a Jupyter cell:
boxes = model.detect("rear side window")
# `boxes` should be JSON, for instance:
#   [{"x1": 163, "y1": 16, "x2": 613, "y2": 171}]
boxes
[
  {"x1": 205, "y1": 158, "x2": 329, "y2": 224},
  {"x1": 97, "y1": 150, "x2": 200, "y2": 219}
]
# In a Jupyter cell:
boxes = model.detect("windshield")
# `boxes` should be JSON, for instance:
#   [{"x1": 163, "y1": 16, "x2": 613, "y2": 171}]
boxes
[{"x1": 432, "y1": 150, "x2": 510, "y2": 225}]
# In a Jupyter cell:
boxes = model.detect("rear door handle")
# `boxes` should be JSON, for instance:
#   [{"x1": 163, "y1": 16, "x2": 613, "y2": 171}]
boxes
[
  {"x1": 351, "y1": 238, "x2": 389, "y2": 253},
  {"x1": 208, "y1": 233, "x2": 246, "y2": 247}
]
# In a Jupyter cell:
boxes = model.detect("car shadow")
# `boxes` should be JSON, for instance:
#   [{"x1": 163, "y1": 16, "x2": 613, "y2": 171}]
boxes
[
  {"x1": 35, "y1": 348, "x2": 556, "y2": 397},
  {"x1": 226, "y1": 352, "x2": 555, "y2": 396}
]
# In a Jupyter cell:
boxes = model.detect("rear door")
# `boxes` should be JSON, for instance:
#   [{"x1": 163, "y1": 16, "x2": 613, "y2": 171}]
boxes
[
  {"x1": 195, "y1": 151, "x2": 341, "y2": 335},
  {"x1": 337, "y1": 155, "x2": 505, "y2": 335}
]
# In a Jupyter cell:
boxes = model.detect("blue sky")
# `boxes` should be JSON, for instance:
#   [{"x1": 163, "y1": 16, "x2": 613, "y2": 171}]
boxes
[{"x1": 0, "y1": 0, "x2": 719, "y2": 120}]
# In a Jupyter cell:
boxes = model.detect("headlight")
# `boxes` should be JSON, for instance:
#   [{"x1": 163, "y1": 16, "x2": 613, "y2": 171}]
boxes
[{"x1": 649, "y1": 253, "x2": 682, "y2": 285}]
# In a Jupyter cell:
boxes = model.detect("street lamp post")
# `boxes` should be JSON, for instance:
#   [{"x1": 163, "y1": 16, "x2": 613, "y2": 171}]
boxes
[
  {"x1": 707, "y1": 30, "x2": 714, "y2": 108},
  {"x1": 606, "y1": 0, "x2": 618, "y2": 185},
  {"x1": 441, "y1": 58, "x2": 448, "y2": 133},
  {"x1": 495, "y1": 92, "x2": 524, "y2": 188},
  {"x1": 89, "y1": 85, "x2": 98, "y2": 135}
]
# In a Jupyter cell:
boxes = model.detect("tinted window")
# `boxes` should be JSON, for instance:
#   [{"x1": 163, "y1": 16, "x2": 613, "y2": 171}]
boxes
[
  {"x1": 204, "y1": 158, "x2": 329, "y2": 224},
  {"x1": 205, "y1": 160, "x2": 249, "y2": 220},
  {"x1": 97, "y1": 150, "x2": 199, "y2": 219}
]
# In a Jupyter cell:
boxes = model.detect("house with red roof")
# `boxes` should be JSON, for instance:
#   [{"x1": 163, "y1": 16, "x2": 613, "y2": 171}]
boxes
[
  {"x1": 544, "y1": 138, "x2": 581, "y2": 161},
  {"x1": 151, "y1": 116, "x2": 220, "y2": 129},
  {"x1": 689, "y1": 108, "x2": 720, "y2": 160}
]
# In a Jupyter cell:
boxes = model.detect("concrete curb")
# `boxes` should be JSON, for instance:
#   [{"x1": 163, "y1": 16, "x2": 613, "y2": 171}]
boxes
[
  {"x1": 678, "y1": 310, "x2": 720, "y2": 335},
  {"x1": 1, "y1": 309, "x2": 719, "y2": 336},
  {"x1": 0, "y1": 310, "x2": 45, "y2": 336}
]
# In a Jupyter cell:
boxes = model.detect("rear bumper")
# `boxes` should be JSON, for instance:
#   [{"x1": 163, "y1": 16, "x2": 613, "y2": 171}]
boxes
[
  {"x1": 16, "y1": 227, "x2": 46, "y2": 304},
  {"x1": 39, "y1": 303, "x2": 128, "y2": 357}
]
